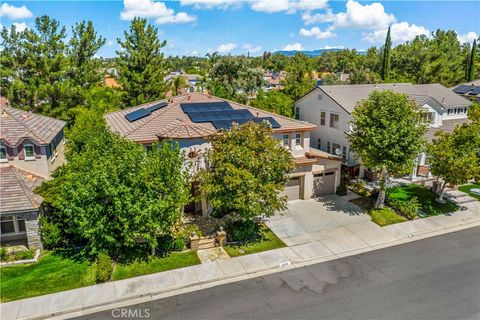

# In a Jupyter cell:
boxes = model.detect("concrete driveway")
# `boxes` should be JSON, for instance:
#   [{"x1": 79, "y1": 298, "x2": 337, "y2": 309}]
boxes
[{"x1": 266, "y1": 194, "x2": 398, "y2": 249}]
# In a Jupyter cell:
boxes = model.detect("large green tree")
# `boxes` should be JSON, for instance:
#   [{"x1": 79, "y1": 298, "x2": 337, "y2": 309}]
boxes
[
  {"x1": 283, "y1": 53, "x2": 315, "y2": 101},
  {"x1": 251, "y1": 89, "x2": 294, "y2": 117},
  {"x1": 466, "y1": 39, "x2": 477, "y2": 81},
  {"x1": 380, "y1": 27, "x2": 391, "y2": 82},
  {"x1": 198, "y1": 122, "x2": 295, "y2": 221},
  {"x1": 116, "y1": 17, "x2": 168, "y2": 106},
  {"x1": 348, "y1": 90, "x2": 427, "y2": 208},
  {"x1": 39, "y1": 122, "x2": 190, "y2": 257}
]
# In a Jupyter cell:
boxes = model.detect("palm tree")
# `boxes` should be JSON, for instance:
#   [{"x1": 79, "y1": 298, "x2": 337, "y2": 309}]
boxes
[
  {"x1": 171, "y1": 76, "x2": 188, "y2": 96},
  {"x1": 205, "y1": 51, "x2": 219, "y2": 74}
]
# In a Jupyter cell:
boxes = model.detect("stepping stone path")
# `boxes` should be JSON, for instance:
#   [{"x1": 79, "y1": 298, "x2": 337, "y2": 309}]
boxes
[{"x1": 197, "y1": 247, "x2": 230, "y2": 263}]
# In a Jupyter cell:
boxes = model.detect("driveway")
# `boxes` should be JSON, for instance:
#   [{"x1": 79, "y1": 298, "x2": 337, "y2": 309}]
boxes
[{"x1": 266, "y1": 194, "x2": 399, "y2": 248}]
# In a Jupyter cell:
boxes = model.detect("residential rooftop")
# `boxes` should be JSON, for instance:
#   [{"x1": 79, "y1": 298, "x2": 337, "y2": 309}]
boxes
[{"x1": 0, "y1": 166, "x2": 44, "y2": 214}]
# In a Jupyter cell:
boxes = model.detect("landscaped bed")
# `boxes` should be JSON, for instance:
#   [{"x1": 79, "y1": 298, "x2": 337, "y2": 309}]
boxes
[
  {"x1": 224, "y1": 224, "x2": 286, "y2": 257},
  {"x1": 459, "y1": 184, "x2": 480, "y2": 200}
]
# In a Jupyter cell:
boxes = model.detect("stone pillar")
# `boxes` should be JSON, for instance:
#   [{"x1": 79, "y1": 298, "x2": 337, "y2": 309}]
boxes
[
  {"x1": 190, "y1": 232, "x2": 199, "y2": 251},
  {"x1": 216, "y1": 227, "x2": 227, "y2": 247},
  {"x1": 23, "y1": 210, "x2": 43, "y2": 250}
]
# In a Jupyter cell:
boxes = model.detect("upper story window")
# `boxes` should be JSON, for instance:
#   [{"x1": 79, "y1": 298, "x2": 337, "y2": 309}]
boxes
[
  {"x1": 295, "y1": 133, "x2": 302, "y2": 146},
  {"x1": 421, "y1": 112, "x2": 435, "y2": 124},
  {"x1": 320, "y1": 111, "x2": 326, "y2": 126},
  {"x1": 326, "y1": 141, "x2": 331, "y2": 154},
  {"x1": 330, "y1": 113, "x2": 339, "y2": 129},
  {"x1": 0, "y1": 146, "x2": 7, "y2": 162},
  {"x1": 282, "y1": 134, "x2": 290, "y2": 148},
  {"x1": 317, "y1": 94, "x2": 323, "y2": 100},
  {"x1": 332, "y1": 143, "x2": 341, "y2": 156},
  {"x1": 317, "y1": 138, "x2": 322, "y2": 150},
  {"x1": 24, "y1": 144, "x2": 35, "y2": 160},
  {"x1": 295, "y1": 107, "x2": 300, "y2": 120},
  {"x1": 447, "y1": 107, "x2": 467, "y2": 115},
  {"x1": 342, "y1": 146, "x2": 348, "y2": 161}
]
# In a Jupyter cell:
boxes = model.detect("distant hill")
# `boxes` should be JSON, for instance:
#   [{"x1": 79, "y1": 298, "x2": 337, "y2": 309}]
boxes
[{"x1": 273, "y1": 48, "x2": 366, "y2": 57}]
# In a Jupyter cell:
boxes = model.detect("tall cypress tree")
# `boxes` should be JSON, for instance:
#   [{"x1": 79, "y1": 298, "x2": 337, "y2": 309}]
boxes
[
  {"x1": 381, "y1": 27, "x2": 391, "y2": 82},
  {"x1": 467, "y1": 39, "x2": 477, "y2": 82}
]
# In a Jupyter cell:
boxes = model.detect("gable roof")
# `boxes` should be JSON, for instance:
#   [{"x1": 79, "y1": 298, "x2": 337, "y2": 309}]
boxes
[
  {"x1": 0, "y1": 166, "x2": 44, "y2": 214},
  {"x1": 0, "y1": 103, "x2": 66, "y2": 147},
  {"x1": 106, "y1": 93, "x2": 316, "y2": 142},
  {"x1": 304, "y1": 83, "x2": 471, "y2": 114}
]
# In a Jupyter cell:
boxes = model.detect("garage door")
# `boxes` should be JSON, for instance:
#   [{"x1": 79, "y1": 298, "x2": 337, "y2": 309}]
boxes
[
  {"x1": 313, "y1": 171, "x2": 336, "y2": 196},
  {"x1": 283, "y1": 176, "x2": 301, "y2": 201}
]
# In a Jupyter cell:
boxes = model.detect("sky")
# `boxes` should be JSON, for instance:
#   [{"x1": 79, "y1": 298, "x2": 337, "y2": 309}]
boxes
[{"x1": 0, "y1": 0, "x2": 479, "y2": 57}]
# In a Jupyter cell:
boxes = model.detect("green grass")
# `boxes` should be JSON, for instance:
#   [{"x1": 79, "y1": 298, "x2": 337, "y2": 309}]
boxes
[
  {"x1": 224, "y1": 224, "x2": 286, "y2": 257},
  {"x1": 112, "y1": 251, "x2": 200, "y2": 280},
  {"x1": 388, "y1": 184, "x2": 458, "y2": 216},
  {"x1": 459, "y1": 184, "x2": 480, "y2": 200},
  {"x1": 0, "y1": 251, "x2": 96, "y2": 302},
  {"x1": 370, "y1": 207, "x2": 407, "y2": 226}
]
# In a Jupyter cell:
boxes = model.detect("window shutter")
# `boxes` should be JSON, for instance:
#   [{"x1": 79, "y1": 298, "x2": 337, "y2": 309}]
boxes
[
  {"x1": 6, "y1": 146, "x2": 14, "y2": 161},
  {"x1": 18, "y1": 145, "x2": 25, "y2": 160},
  {"x1": 34, "y1": 145, "x2": 42, "y2": 159}
]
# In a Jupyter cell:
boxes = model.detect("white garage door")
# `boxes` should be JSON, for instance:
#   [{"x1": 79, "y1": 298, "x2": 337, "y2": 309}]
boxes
[
  {"x1": 283, "y1": 176, "x2": 301, "y2": 201},
  {"x1": 313, "y1": 171, "x2": 336, "y2": 196}
]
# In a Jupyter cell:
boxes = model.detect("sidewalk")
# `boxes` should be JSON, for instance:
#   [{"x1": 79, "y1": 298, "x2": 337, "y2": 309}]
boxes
[{"x1": 2, "y1": 200, "x2": 479, "y2": 320}]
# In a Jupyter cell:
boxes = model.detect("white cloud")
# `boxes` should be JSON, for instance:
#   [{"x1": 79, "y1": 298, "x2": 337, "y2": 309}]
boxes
[
  {"x1": 288, "y1": 0, "x2": 328, "y2": 13},
  {"x1": 107, "y1": 40, "x2": 114, "y2": 46},
  {"x1": 457, "y1": 31, "x2": 478, "y2": 44},
  {"x1": 189, "y1": 50, "x2": 200, "y2": 56},
  {"x1": 283, "y1": 43, "x2": 304, "y2": 51},
  {"x1": 12, "y1": 22, "x2": 27, "y2": 32},
  {"x1": 217, "y1": 42, "x2": 237, "y2": 53},
  {"x1": 299, "y1": 27, "x2": 335, "y2": 39},
  {"x1": 303, "y1": 0, "x2": 395, "y2": 30},
  {"x1": 180, "y1": 0, "x2": 238, "y2": 9},
  {"x1": 243, "y1": 43, "x2": 262, "y2": 53},
  {"x1": 120, "y1": 0, "x2": 196, "y2": 24},
  {"x1": 363, "y1": 22, "x2": 429, "y2": 44},
  {"x1": 251, "y1": 0, "x2": 328, "y2": 14},
  {"x1": 322, "y1": 45, "x2": 344, "y2": 49},
  {"x1": 0, "y1": 3, "x2": 33, "y2": 20}
]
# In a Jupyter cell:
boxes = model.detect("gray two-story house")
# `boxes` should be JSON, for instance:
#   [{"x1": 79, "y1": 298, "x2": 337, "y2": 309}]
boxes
[{"x1": 0, "y1": 99, "x2": 66, "y2": 249}]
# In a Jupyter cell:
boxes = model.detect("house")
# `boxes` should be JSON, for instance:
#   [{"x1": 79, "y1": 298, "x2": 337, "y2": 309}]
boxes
[
  {"x1": 0, "y1": 99, "x2": 67, "y2": 248},
  {"x1": 294, "y1": 83, "x2": 472, "y2": 179},
  {"x1": 452, "y1": 79, "x2": 480, "y2": 103},
  {"x1": 165, "y1": 72, "x2": 204, "y2": 93},
  {"x1": 105, "y1": 93, "x2": 342, "y2": 215}
]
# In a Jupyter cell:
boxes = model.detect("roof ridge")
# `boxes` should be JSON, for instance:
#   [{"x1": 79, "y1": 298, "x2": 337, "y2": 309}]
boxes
[{"x1": 2, "y1": 106, "x2": 44, "y2": 145}]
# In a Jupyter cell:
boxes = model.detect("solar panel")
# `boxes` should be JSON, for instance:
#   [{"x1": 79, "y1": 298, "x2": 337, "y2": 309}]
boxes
[
  {"x1": 211, "y1": 117, "x2": 282, "y2": 130},
  {"x1": 254, "y1": 117, "x2": 281, "y2": 128},
  {"x1": 181, "y1": 101, "x2": 233, "y2": 113},
  {"x1": 186, "y1": 109, "x2": 255, "y2": 123},
  {"x1": 468, "y1": 86, "x2": 480, "y2": 95},
  {"x1": 147, "y1": 102, "x2": 168, "y2": 112},
  {"x1": 453, "y1": 85, "x2": 474, "y2": 94},
  {"x1": 124, "y1": 108, "x2": 151, "y2": 122}
]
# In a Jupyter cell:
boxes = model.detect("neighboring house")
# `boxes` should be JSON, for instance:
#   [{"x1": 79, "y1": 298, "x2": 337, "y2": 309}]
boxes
[
  {"x1": 263, "y1": 72, "x2": 284, "y2": 92},
  {"x1": 165, "y1": 72, "x2": 204, "y2": 93},
  {"x1": 294, "y1": 83, "x2": 471, "y2": 180},
  {"x1": 103, "y1": 76, "x2": 120, "y2": 89},
  {"x1": 0, "y1": 99, "x2": 67, "y2": 248},
  {"x1": 106, "y1": 93, "x2": 342, "y2": 215},
  {"x1": 452, "y1": 79, "x2": 480, "y2": 103}
]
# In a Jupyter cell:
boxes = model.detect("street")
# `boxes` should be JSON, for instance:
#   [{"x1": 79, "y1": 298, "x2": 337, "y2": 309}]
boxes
[{"x1": 74, "y1": 227, "x2": 480, "y2": 320}]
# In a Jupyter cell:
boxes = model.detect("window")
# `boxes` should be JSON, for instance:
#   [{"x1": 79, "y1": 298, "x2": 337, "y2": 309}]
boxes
[
  {"x1": 317, "y1": 139, "x2": 322, "y2": 150},
  {"x1": 0, "y1": 216, "x2": 15, "y2": 234},
  {"x1": 332, "y1": 143, "x2": 341, "y2": 155},
  {"x1": 295, "y1": 133, "x2": 302, "y2": 146},
  {"x1": 0, "y1": 146, "x2": 6, "y2": 162},
  {"x1": 317, "y1": 94, "x2": 323, "y2": 100},
  {"x1": 320, "y1": 111, "x2": 326, "y2": 126},
  {"x1": 421, "y1": 112, "x2": 435, "y2": 124},
  {"x1": 342, "y1": 146, "x2": 347, "y2": 161},
  {"x1": 326, "y1": 141, "x2": 331, "y2": 154},
  {"x1": 282, "y1": 134, "x2": 290, "y2": 147},
  {"x1": 17, "y1": 218, "x2": 26, "y2": 232},
  {"x1": 24, "y1": 144, "x2": 34, "y2": 160},
  {"x1": 329, "y1": 113, "x2": 339, "y2": 129},
  {"x1": 295, "y1": 107, "x2": 300, "y2": 120},
  {"x1": 448, "y1": 107, "x2": 467, "y2": 115}
]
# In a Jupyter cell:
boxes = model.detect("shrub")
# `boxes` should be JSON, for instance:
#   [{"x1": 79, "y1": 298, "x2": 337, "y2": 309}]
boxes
[
  {"x1": 16, "y1": 249, "x2": 35, "y2": 260},
  {"x1": 336, "y1": 179, "x2": 348, "y2": 196},
  {"x1": 387, "y1": 196, "x2": 420, "y2": 219},
  {"x1": 96, "y1": 252, "x2": 113, "y2": 283},
  {"x1": 0, "y1": 247, "x2": 7, "y2": 261},
  {"x1": 350, "y1": 179, "x2": 372, "y2": 198},
  {"x1": 39, "y1": 216, "x2": 64, "y2": 249},
  {"x1": 228, "y1": 219, "x2": 259, "y2": 242}
]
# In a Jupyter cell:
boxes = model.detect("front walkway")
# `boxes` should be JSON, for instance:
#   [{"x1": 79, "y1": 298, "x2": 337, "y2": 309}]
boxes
[{"x1": 2, "y1": 194, "x2": 479, "y2": 320}]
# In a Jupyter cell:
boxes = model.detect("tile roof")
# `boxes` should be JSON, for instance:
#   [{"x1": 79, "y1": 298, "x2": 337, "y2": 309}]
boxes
[
  {"x1": 106, "y1": 93, "x2": 316, "y2": 142},
  {"x1": 313, "y1": 83, "x2": 471, "y2": 114},
  {"x1": 426, "y1": 118, "x2": 470, "y2": 141},
  {"x1": 0, "y1": 166, "x2": 44, "y2": 213},
  {"x1": 0, "y1": 104, "x2": 66, "y2": 147}
]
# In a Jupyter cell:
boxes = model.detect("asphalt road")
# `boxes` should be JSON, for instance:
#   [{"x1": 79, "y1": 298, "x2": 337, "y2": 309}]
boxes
[{"x1": 74, "y1": 227, "x2": 480, "y2": 320}]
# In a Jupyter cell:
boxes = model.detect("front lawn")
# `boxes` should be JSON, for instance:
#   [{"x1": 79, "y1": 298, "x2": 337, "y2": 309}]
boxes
[
  {"x1": 370, "y1": 208, "x2": 407, "y2": 226},
  {"x1": 112, "y1": 251, "x2": 200, "y2": 280},
  {"x1": 0, "y1": 251, "x2": 96, "y2": 302},
  {"x1": 388, "y1": 184, "x2": 459, "y2": 216},
  {"x1": 224, "y1": 224, "x2": 286, "y2": 257},
  {"x1": 459, "y1": 184, "x2": 480, "y2": 200}
]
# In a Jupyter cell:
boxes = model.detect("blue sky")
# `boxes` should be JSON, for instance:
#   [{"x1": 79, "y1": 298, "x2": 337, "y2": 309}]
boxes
[{"x1": 1, "y1": 1, "x2": 479, "y2": 57}]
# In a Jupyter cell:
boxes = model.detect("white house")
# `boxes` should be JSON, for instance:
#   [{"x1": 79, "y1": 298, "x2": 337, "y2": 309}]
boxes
[
  {"x1": 106, "y1": 93, "x2": 342, "y2": 215},
  {"x1": 294, "y1": 83, "x2": 472, "y2": 180}
]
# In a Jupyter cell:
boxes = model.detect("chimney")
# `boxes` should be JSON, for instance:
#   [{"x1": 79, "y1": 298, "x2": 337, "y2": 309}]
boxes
[{"x1": 442, "y1": 97, "x2": 446, "y2": 104}]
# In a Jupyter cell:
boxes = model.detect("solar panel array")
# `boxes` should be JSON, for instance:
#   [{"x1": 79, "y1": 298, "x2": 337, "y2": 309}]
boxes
[
  {"x1": 453, "y1": 85, "x2": 479, "y2": 95},
  {"x1": 125, "y1": 108, "x2": 151, "y2": 122},
  {"x1": 147, "y1": 102, "x2": 168, "y2": 112},
  {"x1": 181, "y1": 101, "x2": 282, "y2": 130}
]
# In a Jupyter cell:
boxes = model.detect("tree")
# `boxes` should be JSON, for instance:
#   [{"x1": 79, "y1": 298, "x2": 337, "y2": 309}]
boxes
[
  {"x1": 38, "y1": 126, "x2": 190, "y2": 257},
  {"x1": 116, "y1": 17, "x2": 168, "y2": 106},
  {"x1": 467, "y1": 39, "x2": 477, "y2": 81},
  {"x1": 283, "y1": 53, "x2": 315, "y2": 101},
  {"x1": 381, "y1": 27, "x2": 391, "y2": 81},
  {"x1": 348, "y1": 90, "x2": 427, "y2": 208},
  {"x1": 251, "y1": 89, "x2": 294, "y2": 117},
  {"x1": 198, "y1": 122, "x2": 295, "y2": 221},
  {"x1": 427, "y1": 122, "x2": 480, "y2": 202},
  {"x1": 171, "y1": 75, "x2": 188, "y2": 96},
  {"x1": 205, "y1": 51, "x2": 219, "y2": 74}
]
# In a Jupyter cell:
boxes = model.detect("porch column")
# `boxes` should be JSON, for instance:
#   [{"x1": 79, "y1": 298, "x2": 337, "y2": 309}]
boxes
[{"x1": 23, "y1": 211, "x2": 43, "y2": 250}]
